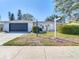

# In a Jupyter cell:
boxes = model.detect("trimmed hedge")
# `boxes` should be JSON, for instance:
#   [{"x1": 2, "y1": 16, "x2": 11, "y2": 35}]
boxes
[{"x1": 57, "y1": 25, "x2": 79, "y2": 35}]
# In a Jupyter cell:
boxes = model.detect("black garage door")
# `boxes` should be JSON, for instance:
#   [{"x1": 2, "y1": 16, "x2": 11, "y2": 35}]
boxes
[{"x1": 9, "y1": 23, "x2": 28, "y2": 32}]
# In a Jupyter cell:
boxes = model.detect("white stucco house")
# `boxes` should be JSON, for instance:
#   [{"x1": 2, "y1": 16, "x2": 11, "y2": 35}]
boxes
[
  {"x1": 0, "y1": 20, "x2": 54, "y2": 32},
  {"x1": 36, "y1": 21, "x2": 54, "y2": 32}
]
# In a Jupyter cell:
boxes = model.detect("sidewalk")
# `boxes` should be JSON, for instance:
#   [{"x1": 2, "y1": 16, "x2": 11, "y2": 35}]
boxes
[{"x1": 0, "y1": 46, "x2": 79, "y2": 59}]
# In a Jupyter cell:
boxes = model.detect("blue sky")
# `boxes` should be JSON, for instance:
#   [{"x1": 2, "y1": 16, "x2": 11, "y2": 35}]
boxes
[{"x1": 0, "y1": 0, "x2": 55, "y2": 21}]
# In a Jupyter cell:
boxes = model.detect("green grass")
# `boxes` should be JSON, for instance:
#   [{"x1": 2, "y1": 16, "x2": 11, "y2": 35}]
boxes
[
  {"x1": 57, "y1": 32, "x2": 79, "y2": 39},
  {"x1": 41, "y1": 40, "x2": 57, "y2": 46},
  {"x1": 3, "y1": 32, "x2": 79, "y2": 46},
  {"x1": 67, "y1": 23, "x2": 79, "y2": 25},
  {"x1": 3, "y1": 32, "x2": 55, "y2": 46},
  {"x1": 39, "y1": 32, "x2": 54, "y2": 38}
]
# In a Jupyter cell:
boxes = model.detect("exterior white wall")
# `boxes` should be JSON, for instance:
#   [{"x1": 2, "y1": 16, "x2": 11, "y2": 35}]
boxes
[
  {"x1": 28, "y1": 22, "x2": 33, "y2": 32},
  {"x1": 48, "y1": 23, "x2": 54, "y2": 31},
  {"x1": 38, "y1": 22, "x2": 54, "y2": 32},
  {"x1": 3, "y1": 23, "x2": 9, "y2": 32}
]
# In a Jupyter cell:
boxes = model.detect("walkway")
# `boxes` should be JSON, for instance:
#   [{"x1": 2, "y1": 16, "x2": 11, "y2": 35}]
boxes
[
  {"x1": 0, "y1": 46, "x2": 79, "y2": 59},
  {"x1": 0, "y1": 33, "x2": 24, "y2": 45}
]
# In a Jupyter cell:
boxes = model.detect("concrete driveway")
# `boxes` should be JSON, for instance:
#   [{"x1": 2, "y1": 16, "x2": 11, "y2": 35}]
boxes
[{"x1": 0, "y1": 32, "x2": 24, "y2": 45}]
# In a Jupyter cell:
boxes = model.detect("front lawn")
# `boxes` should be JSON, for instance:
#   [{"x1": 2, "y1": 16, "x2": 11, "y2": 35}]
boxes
[
  {"x1": 3, "y1": 32, "x2": 79, "y2": 46},
  {"x1": 56, "y1": 32, "x2": 79, "y2": 44},
  {"x1": 3, "y1": 32, "x2": 56, "y2": 46}
]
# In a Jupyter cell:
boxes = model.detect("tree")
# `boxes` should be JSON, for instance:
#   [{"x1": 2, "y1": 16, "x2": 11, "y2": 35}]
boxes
[
  {"x1": 74, "y1": 13, "x2": 79, "y2": 21},
  {"x1": 10, "y1": 13, "x2": 15, "y2": 21},
  {"x1": 46, "y1": 17, "x2": 53, "y2": 22},
  {"x1": 22, "y1": 13, "x2": 34, "y2": 21},
  {"x1": 36, "y1": 20, "x2": 39, "y2": 37},
  {"x1": 8, "y1": 11, "x2": 11, "y2": 20},
  {"x1": 56, "y1": 15, "x2": 65, "y2": 23},
  {"x1": 17, "y1": 10, "x2": 22, "y2": 20},
  {"x1": 71, "y1": 2, "x2": 79, "y2": 11},
  {"x1": 46, "y1": 15, "x2": 55, "y2": 22},
  {"x1": 55, "y1": 0, "x2": 79, "y2": 20},
  {"x1": 45, "y1": 15, "x2": 59, "y2": 22}
]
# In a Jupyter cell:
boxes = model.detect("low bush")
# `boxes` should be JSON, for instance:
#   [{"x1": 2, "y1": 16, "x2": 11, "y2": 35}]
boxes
[
  {"x1": 32, "y1": 26, "x2": 42, "y2": 33},
  {"x1": 57, "y1": 25, "x2": 79, "y2": 35}
]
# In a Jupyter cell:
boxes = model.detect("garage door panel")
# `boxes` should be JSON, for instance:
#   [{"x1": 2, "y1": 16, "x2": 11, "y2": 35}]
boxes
[{"x1": 9, "y1": 23, "x2": 28, "y2": 32}]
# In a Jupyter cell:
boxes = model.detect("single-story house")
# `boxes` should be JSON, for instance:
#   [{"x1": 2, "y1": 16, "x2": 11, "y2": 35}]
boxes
[
  {"x1": 35, "y1": 21, "x2": 54, "y2": 32},
  {"x1": 0, "y1": 20, "x2": 54, "y2": 32}
]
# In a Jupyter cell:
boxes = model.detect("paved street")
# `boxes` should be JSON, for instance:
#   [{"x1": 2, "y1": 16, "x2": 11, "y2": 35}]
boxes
[
  {"x1": 0, "y1": 46, "x2": 79, "y2": 59},
  {"x1": 0, "y1": 33, "x2": 24, "y2": 45}
]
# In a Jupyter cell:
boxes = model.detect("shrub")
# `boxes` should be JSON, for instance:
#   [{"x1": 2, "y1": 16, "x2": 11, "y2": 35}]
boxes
[
  {"x1": 32, "y1": 26, "x2": 42, "y2": 33},
  {"x1": 57, "y1": 25, "x2": 79, "y2": 35}
]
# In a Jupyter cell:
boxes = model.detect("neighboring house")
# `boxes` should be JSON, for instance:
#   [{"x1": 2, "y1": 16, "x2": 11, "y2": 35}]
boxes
[
  {"x1": 0, "y1": 20, "x2": 54, "y2": 32},
  {"x1": 33, "y1": 21, "x2": 54, "y2": 32}
]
